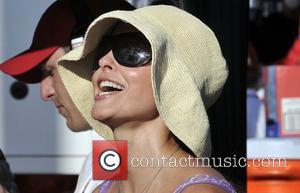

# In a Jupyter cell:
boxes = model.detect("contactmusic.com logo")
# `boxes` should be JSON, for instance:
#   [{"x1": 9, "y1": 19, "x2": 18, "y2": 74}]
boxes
[{"x1": 93, "y1": 140, "x2": 128, "y2": 180}]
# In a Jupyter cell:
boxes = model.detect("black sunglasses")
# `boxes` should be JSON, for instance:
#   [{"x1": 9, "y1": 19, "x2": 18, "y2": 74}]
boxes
[{"x1": 92, "y1": 32, "x2": 152, "y2": 71}]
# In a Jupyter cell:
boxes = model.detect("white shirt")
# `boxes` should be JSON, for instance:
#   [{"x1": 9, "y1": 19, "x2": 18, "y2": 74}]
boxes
[
  {"x1": 74, "y1": 152, "x2": 103, "y2": 193},
  {"x1": 74, "y1": 131, "x2": 104, "y2": 193}
]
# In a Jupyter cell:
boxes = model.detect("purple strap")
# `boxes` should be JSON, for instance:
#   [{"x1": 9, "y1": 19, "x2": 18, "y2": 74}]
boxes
[
  {"x1": 99, "y1": 175, "x2": 236, "y2": 193},
  {"x1": 99, "y1": 180, "x2": 113, "y2": 193},
  {"x1": 174, "y1": 175, "x2": 236, "y2": 193}
]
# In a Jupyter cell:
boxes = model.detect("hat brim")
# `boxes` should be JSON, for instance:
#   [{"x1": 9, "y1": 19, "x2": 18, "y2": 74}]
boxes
[{"x1": 0, "y1": 46, "x2": 59, "y2": 83}]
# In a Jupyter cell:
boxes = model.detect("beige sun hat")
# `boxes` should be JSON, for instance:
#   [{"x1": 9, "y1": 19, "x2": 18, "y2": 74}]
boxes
[{"x1": 57, "y1": 5, "x2": 228, "y2": 157}]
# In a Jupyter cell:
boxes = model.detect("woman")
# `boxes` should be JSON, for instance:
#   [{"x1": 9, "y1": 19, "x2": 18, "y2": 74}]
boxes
[{"x1": 58, "y1": 5, "x2": 235, "y2": 193}]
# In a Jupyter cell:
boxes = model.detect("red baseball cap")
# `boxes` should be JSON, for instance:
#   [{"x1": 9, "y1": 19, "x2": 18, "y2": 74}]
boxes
[{"x1": 0, "y1": 0, "x2": 135, "y2": 83}]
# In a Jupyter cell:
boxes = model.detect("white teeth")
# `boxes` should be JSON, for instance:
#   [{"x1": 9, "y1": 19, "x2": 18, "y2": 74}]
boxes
[
  {"x1": 98, "y1": 81, "x2": 125, "y2": 96},
  {"x1": 99, "y1": 80, "x2": 125, "y2": 90},
  {"x1": 99, "y1": 91, "x2": 112, "y2": 96}
]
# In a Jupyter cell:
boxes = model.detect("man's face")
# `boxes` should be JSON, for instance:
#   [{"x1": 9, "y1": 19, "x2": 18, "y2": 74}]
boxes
[{"x1": 40, "y1": 47, "x2": 90, "y2": 132}]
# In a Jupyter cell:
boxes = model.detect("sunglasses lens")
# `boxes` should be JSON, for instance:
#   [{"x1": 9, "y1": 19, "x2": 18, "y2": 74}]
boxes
[
  {"x1": 112, "y1": 33, "x2": 151, "y2": 67},
  {"x1": 114, "y1": 46, "x2": 151, "y2": 67},
  {"x1": 93, "y1": 33, "x2": 151, "y2": 71}
]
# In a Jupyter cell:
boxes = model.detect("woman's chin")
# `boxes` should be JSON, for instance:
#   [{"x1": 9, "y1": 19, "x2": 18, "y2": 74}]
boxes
[{"x1": 92, "y1": 108, "x2": 110, "y2": 122}]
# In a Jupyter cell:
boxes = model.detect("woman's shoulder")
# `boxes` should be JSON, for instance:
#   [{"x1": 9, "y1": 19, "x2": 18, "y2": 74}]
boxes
[
  {"x1": 180, "y1": 183, "x2": 227, "y2": 193},
  {"x1": 174, "y1": 174, "x2": 235, "y2": 193},
  {"x1": 172, "y1": 166, "x2": 235, "y2": 193}
]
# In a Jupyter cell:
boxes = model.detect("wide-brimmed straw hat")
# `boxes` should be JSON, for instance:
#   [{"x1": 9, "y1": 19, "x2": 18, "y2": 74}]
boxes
[{"x1": 57, "y1": 5, "x2": 228, "y2": 157}]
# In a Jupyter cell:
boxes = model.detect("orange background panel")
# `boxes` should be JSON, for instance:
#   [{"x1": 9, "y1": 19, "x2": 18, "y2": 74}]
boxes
[
  {"x1": 248, "y1": 180, "x2": 300, "y2": 193},
  {"x1": 276, "y1": 66, "x2": 300, "y2": 136},
  {"x1": 247, "y1": 160, "x2": 300, "y2": 193}
]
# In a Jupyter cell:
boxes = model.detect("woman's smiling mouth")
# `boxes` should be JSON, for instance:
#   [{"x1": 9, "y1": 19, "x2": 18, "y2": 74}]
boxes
[{"x1": 95, "y1": 80, "x2": 125, "y2": 100}]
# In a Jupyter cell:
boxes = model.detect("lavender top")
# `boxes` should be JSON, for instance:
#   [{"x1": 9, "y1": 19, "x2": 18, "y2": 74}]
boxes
[{"x1": 99, "y1": 175, "x2": 236, "y2": 193}]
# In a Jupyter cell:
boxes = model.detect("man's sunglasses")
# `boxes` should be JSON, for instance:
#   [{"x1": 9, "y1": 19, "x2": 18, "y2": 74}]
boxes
[{"x1": 92, "y1": 32, "x2": 152, "y2": 71}]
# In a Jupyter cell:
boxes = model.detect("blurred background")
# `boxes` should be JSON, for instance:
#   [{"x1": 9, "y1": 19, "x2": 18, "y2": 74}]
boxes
[{"x1": 247, "y1": 0, "x2": 300, "y2": 192}]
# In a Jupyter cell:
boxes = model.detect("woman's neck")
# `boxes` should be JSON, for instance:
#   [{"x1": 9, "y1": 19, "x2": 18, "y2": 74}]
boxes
[{"x1": 112, "y1": 116, "x2": 180, "y2": 193}]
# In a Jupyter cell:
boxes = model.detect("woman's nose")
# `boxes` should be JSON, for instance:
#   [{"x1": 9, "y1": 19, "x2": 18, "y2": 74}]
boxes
[{"x1": 98, "y1": 51, "x2": 118, "y2": 71}]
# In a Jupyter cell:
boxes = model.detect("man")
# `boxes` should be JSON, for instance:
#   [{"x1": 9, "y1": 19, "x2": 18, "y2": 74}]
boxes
[{"x1": 0, "y1": 0, "x2": 135, "y2": 192}]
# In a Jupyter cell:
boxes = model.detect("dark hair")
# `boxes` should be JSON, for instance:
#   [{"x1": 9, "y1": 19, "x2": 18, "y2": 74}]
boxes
[
  {"x1": 70, "y1": 0, "x2": 136, "y2": 43},
  {"x1": 151, "y1": 0, "x2": 178, "y2": 6}
]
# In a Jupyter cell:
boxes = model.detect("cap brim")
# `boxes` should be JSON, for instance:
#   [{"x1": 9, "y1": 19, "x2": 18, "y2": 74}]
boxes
[{"x1": 0, "y1": 46, "x2": 59, "y2": 83}]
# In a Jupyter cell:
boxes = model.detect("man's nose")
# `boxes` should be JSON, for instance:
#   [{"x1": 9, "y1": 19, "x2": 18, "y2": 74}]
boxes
[{"x1": 40, "y1": 76, "x2": 55, "y2": 101}]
